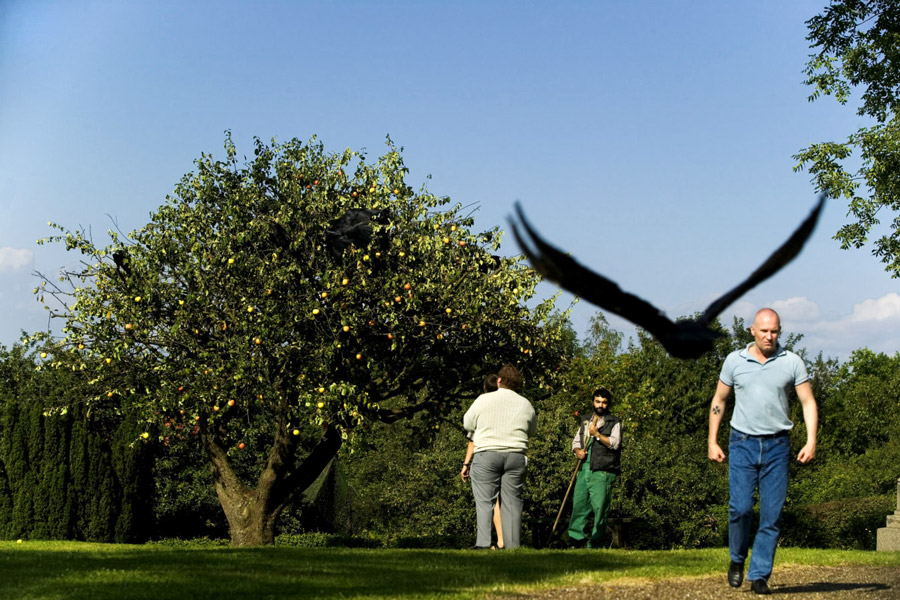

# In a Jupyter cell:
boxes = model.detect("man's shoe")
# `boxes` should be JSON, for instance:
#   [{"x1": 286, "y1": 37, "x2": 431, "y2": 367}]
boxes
[
  {"x1": 471, "y1": 545, "x2": 490, "y2": 550},
  {"x1": 566, "y1": 537, "x2": 587, "y2": 549},
  {"x1": 751, "y1": 578, "x2": 772, "y2": 595},
  {"x1": 727, "y1": 561, "x2": 744, "y2": 587}
]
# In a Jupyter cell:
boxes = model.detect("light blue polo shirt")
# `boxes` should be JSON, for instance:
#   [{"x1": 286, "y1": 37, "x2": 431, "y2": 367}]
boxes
[{"x1": 720, "y1": 343, "x2": 809, "y2": 435}]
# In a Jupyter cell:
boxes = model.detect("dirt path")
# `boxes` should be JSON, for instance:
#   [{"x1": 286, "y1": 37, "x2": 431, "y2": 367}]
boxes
[{"x1": 499, "y1": 565, "x2": 900, "y2": 599}]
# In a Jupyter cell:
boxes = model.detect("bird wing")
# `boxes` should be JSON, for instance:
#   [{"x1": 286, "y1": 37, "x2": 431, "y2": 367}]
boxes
[
  {"x1": 510, "y1": 203, "x2": 678, "y2": 338},
  {"x1": 699, "y1": 194, "x2": 826, "y2": 324}
]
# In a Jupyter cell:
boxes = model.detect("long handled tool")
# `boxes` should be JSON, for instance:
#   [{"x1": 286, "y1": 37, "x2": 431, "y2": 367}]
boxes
[{"x1": 547, "y1": 414, "x2": 598, "y2": 546}]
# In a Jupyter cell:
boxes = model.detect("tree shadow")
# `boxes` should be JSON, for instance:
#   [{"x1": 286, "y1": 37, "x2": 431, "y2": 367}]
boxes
[{"x1": 775, "y1": 581, "x2": 892, "y2": 594}]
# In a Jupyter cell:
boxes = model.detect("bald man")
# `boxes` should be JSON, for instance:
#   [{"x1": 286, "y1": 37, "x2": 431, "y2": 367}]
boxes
[{"x1": 708, "y1": 308, "x2": 818, "y2": 595}]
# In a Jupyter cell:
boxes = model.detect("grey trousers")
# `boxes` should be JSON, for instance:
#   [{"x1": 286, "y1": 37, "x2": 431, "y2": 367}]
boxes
[{"x1": 470, "y1": 451, "x2": 527, "y2": 548}]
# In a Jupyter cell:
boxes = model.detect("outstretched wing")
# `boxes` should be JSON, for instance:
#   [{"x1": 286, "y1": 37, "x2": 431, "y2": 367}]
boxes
[
  {"x1": 699, "y1": 194, "x2": 826, "y2": 324},
  {"x1": 510, "y1": 203, "x2": 677, "y2": 338}
]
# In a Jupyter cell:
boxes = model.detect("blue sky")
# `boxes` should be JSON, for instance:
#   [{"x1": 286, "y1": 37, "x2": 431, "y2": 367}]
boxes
[{"x1": 1, "y1": 1, "x2": 897, "y2": 360}]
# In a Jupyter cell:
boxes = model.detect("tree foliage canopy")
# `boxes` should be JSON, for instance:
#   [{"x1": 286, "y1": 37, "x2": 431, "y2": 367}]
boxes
[{"x1": 795, "y1": 0, "x2": 900, "y2": 276}]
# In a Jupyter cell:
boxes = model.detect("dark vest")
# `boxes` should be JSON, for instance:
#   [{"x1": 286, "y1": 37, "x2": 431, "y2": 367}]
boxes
[{"x1": 578, "y1": 413, "x2": 622, "y2": 475}]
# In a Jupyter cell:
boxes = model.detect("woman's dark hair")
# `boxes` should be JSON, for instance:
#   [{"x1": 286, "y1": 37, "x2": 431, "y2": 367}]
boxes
[
  {"x1": 497, "y1": 365, "x2": 524, "y2": 391},
  {"x1": 483, "y1": 374, "x2": 499, "y2": 393}
]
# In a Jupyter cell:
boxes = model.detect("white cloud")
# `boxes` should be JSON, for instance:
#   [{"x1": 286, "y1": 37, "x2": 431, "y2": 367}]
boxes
[
  {"x1": 847, "y1": 293, "x2": 900, "y2": 323},
  {"x1": 670, "y1": 294, "x2": 899, "y2": 359},
  {"x1": 770, "y1": 296, "x2": 822, "y2": 322},
  {"x1": 771, "y1": 294, "x2": 900, "y2": 359},
  {"x1": 0, "y1": 247, "x2": 33, "y2": 272}
]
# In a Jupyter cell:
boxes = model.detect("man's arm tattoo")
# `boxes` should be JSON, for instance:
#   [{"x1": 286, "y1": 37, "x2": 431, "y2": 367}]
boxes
[{"x1": 712, "y1": 405, "x2": 722, "y2": 415}]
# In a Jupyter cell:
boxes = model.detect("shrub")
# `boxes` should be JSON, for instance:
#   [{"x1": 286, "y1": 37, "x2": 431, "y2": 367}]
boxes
[{"x1": 781, "y1": 495, "x2": 894, "y2": 550}]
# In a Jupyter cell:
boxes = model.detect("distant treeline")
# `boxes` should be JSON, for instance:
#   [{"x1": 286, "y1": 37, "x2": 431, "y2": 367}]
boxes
[{"x1": 1, "y1": 318, "x2": 897, "y2": 548}]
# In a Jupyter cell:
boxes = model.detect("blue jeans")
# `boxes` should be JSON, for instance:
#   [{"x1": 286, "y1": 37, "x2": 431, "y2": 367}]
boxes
[{"x1": 728, "y1": 428, "x2": 790, "y2": 581}]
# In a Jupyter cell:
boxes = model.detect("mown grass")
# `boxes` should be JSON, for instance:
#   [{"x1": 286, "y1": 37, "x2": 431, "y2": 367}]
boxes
[{"x1": 1, "y1": 542, "x2": 898, "y2": 600}]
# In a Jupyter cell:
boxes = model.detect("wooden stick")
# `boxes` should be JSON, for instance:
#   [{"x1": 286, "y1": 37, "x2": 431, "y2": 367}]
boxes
[{"x1": 547, "y1": 414, "x2": 598, "y2": 545}]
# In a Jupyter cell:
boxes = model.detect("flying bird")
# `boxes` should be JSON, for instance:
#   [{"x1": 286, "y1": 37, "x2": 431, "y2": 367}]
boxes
[{"x1": 510, "y1": 195, "x2": 825, "y2": 359}]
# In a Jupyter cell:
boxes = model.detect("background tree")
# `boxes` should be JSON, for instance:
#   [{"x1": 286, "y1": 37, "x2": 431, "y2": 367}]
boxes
[
  {"x1": 33, "y1": 134, "x2": 568, "y2": 546},
  {"x1": 795, "y1": 0, "x2": 900, "y2": 276},
  {"x1": 0, "y1": 343, "x2": 152, "y2": 542}
]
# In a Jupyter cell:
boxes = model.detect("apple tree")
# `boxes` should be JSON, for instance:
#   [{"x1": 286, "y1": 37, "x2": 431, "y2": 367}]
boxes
[{"x1": 33, "y1": 133, "x2": 569, "y2": 545}]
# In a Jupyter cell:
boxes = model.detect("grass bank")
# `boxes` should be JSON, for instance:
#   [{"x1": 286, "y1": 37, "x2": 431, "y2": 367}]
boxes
[{"x1": 1, "y1": 542, "x2": 898, "y2": 600}]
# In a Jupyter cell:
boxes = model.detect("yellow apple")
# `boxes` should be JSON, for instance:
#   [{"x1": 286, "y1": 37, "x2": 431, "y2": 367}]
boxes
[
  {"x1": 228, "y1": 258, "x2": 235, "y2": 265},
  {"x1": 342, "y1": 325, "x2": 350, "y2": 332},
  {"x1": 141, "y1": 432, "x2": 150, "y2": 439}
]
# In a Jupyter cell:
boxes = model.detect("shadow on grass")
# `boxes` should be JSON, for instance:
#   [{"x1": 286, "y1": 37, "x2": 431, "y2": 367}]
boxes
[
  {"x1": 0, "y1": 544, "x2": 725, "y2": 600},
  {"x1": 776, "y1": 582, "x2": 891, "y2": 594}
]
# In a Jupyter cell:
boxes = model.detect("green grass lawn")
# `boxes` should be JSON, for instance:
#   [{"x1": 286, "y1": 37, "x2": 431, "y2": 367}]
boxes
[{"x1": 1, "y1": 542, "x2": 898, "y2": 600}]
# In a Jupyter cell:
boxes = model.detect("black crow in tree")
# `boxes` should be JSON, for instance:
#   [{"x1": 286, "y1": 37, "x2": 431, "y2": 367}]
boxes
[
  {"x1": 325, "y1": 209, "x2": 389, "y2": 259},
  {"x1": 510, "y1": 195, "x2": 825, "y2": 359},
  {"x1": 112, "y1": 249, "x2": 132, "y2": 277}
]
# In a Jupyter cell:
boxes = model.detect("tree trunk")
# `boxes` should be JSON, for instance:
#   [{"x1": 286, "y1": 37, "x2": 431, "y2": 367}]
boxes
[
  {"x1": 204, "y1": 425, "x2": 343, "y2": 546},
  {"x1": 213, "y1": 481, "x2": 281, "y2": 546}
]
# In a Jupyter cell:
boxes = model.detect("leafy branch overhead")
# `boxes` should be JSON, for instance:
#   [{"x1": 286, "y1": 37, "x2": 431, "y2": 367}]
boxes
[{"x1": 795, "y1": 0, "x2": 900, "y2": 277}]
